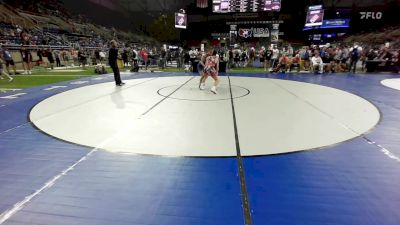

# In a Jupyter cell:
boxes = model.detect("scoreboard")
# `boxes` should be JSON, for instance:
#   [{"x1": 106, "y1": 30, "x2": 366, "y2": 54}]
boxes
[
  {"x1": 212, "y1": 0, "x2": 281, "y2": 13},
  {"x1": 305, "y1": 5, "x2": 324, "y2": 27}
]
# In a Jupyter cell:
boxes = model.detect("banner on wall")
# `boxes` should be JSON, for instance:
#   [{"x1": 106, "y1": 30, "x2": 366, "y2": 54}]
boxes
[
  {"x1": 271, "y1": 30, "x2": 279, "y2": 42},
  {"x1": 230, "y1": 24, "x2": 237, "y2": 31},
  {"x1": 175, "y1": 13, "x2": 187, "y2": 29},
  {"x1": 238, "y1": 27, "x2": 270, "y2": 38}
]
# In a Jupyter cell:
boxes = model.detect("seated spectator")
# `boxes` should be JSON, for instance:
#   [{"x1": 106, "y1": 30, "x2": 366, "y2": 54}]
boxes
[
  {"x1": 95, "y1": 64, "x2": 107, "y2": 74},
  {"x1": 380, "y1": 48, "x2": 394, "y2": 69},
  {"x1": 290, "y1": 54, "x2": 301, "y2": 72},
  {"x1": 273, "y1": 54, "x2": 290, "y2": 73},
  {"x1": 311, "y1": 52, "x2": 324, "y2": 74}
]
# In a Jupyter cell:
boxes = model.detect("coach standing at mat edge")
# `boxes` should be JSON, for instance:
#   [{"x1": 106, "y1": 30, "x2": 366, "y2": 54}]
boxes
[{"x1": 109, "y1": 40, "x2": 125, "y2": 86}]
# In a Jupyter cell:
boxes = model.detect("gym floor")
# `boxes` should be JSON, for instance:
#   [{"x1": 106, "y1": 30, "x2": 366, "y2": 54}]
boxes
[{"x1": 0, "y1": 72, "x2": 399, "y2": 225}]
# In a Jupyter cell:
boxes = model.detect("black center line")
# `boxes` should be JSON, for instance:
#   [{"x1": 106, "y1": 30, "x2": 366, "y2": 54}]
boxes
[
  {"x1": 227, "y1": 75, "x2": 253, "y2": 225},
  {"x1": 141, "y1": 76, "x2": 195, "y2": 116}
]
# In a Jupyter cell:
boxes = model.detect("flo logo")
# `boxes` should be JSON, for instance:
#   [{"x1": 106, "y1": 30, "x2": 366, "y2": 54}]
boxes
[
  {"x1": 360, "y1": 12, "x2": 383, "y2": 19},
  {"x1": 239, "y1": 28, "x2": 253, "y2": 38}
]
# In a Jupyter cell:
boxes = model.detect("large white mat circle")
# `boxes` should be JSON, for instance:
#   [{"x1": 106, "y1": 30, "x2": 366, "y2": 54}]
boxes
[
  {"x1": 30, "y1": 76, "x2": 380, "y2": 157},
  {"x1": 381, "y1": 78, "x2": 400, "y2": 91}
]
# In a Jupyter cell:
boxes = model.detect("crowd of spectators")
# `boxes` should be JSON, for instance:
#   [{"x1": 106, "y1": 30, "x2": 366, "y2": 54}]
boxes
[
  {"x1": 1, "y1": 0, "x2": 399, "y2": 76},
  {"x1": 179, "y1": 42, "x2": 400, "y2": 74},
  {"x1": 0, "y1": 0, "x2": 162, "y2": 74}
]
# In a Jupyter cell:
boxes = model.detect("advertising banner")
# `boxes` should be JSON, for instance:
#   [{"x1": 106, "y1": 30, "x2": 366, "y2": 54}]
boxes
[
  {"x1": 271, "y1": 30, "x2": 279, "y2": 42},
  {"x1": 238, "y1": 27, "x2": 270, "y2": 38},
  {"x1": 175, "y1": 13, "x2": 187, "y2": 29}
]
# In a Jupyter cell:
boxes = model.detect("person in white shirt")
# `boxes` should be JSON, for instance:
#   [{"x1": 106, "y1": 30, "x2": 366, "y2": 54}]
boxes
[
  {"x1": 311, "y1": 52, "x2": 324, "y2": 74},
  {"x1": 271, "y1": 46, "x2": 280, "y2": 69},
  {"x1": 99, "y1": 50, "x2": 106, "y2": 64}
]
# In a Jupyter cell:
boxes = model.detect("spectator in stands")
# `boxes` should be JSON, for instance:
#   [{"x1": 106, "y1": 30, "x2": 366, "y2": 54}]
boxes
[
  {"x1": 394, "y1": 50, "x2": 400, "y2": 73},
  {"x1": 160, "y1": 47, "x2": 167, "y2": 69},
  {"x1": 228, "y1": 48, "x2": 234, "y2": 69},
  {"x1": 189, "y1": 47, "x2": 198, "y2": 66},
  {"x1": 167, "y1": 49, "x2": 173, "y2": 65},
  {"x1": 140, "y1": 48, "x2": 149, "y2": 70},
  {"x1": 334, "y1": 47, "x2": 343, "y2": 72},
  {"x1": 311, "y1": 52, "x2": 324, "y2": 74},
  {"x1": 99, "y1": 50, "x2": 106, "y2": 64},
  {"x1": 273, "y1": 53, "x2": 290, "y2": 73},
  {"x1": 122, "y1": 49, "x2": 129, "y2": 67},
  {"x1": 349, "y1": 43, "x2": 362, "y2": 73},
  {"x1": 78, "y1": 49, "x2": 86, "y2": 69},
  {"x1": 341, "y1": 46, "x2": 350, "y2": 72},
  {"x1": 264, "y1": 46, "x2": 273, "y2": 72},
  {"x1": 379, "y1": 47, "x2": 394, "y2": 69},
  {"x1": 20, "y1": 46, "x2": 33, "y2": 74},
  {"x1": 61, "y1": 49, "x2": 69, "y2": 67},
  {"x1": 20, "y1": 29, "x2": 31, "y2": 45},
  {"x1": 131, "y1": 48, "x2": 138, "y2": 63},
  {"x1": 271, "y1": 45, "x2": 280, "y2": 69},
  {"x1": 1, "y1": 45, "x2": 17, "y2": 75},
  {"x1": 94, "y1": 49, "x2": 100, "y2": 65},
  {"x1": 54, "y1": 49, "x2": 61, "y2": 67},
  {"x1": 177, "y1": 47, "x2": 184, "y2": 69},
  {"x1": 37, "y1": 48, "x2": 44, "y2": 65},
  {"x1": 366, "y1": 48, "x2": 378, "y2": 61},
  {"x1": 301, "y1": 47, "x2": 311, "y2": 71},
  {"x1": 325, "y1": 45, "x2": 336, "y2": 73},
  {"x1": 287, "y1": 44, "x2": 294, "y2": 57},
  {"x1": 259, "y1": 47, "x2": 265, "y2": 69},
  {"x1": 109, "y1": 40, "x2": 124, "y2": 86},
  {"x1": 240, "y1": 50, "x2": 247, "y2": 68},
  {"x1": 45, "y1": 49, "x2": 55, "y2": 69},
  {"x1": 290, "y1": 54, "x2": 301, "y2": 72},
  {"x1": 71, "y1": 48, "x2": 78, "y2": 67},
  {"x1": 248, "y1": 47, "x2": 255, "y2": 67},
  {"x1": 183, "y1": 49, "x2": 190, "y2": 69},
  {"x1": 234, "y1": 49, "x2": 240, "y2": 68}
]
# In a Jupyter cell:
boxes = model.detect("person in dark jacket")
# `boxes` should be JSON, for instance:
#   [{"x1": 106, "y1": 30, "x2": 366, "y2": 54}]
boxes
[{"x1": 109, "y1": 40, "x2": 124, "y2": 86}]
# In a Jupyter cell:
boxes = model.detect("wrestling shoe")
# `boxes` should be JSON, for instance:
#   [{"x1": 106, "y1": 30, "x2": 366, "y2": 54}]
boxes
[
  {"x1": 211, "y1": 86, "x2": 218, "y2": 94},
  {"x1": 199, "y1": 83, "x2": 205, "y2": 90}
]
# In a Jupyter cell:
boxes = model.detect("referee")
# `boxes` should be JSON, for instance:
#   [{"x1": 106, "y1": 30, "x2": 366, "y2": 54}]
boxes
[{"x1": 109, "y1": 40, "x2": 125, "y2": 86}]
